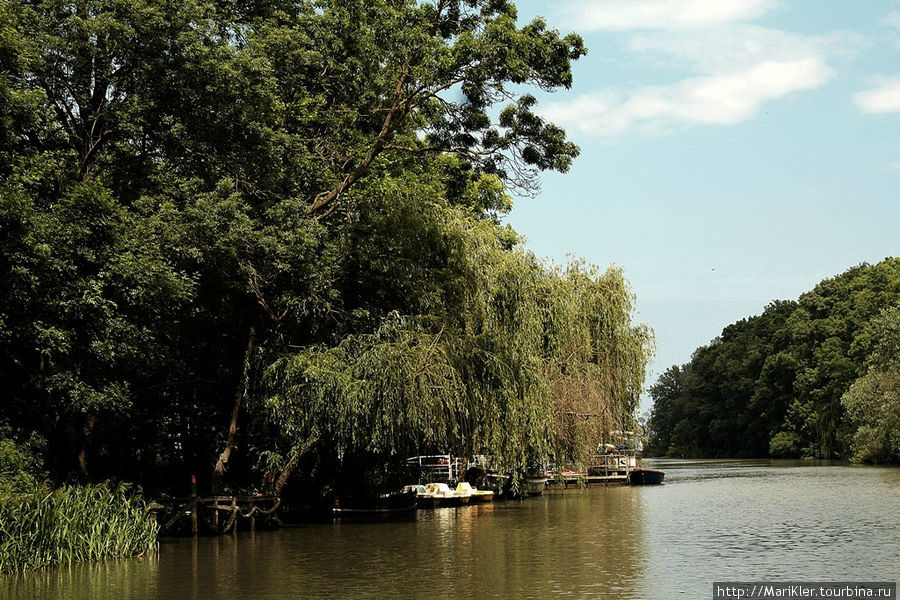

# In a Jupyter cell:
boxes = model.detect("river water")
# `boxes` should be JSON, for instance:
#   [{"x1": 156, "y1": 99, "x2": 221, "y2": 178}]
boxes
[{"x1": 4, "y1": 460, "x2": 899, "y2": 599}]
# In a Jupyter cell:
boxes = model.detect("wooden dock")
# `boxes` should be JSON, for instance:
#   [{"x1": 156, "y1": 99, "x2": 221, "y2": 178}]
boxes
[
  {"x1": 543, "y1": 455, "x2": 638, "y2": 489},
  {"x1": 545, "y1": 473, "x2": 628, "y2": 488},
  {"x1": 160, "y1": 495, "x2": 281, "y2": 535}
]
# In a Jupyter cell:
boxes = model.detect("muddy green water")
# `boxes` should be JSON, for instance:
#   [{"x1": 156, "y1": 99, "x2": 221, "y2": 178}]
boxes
[{"x1": 4, "y1": 460, "x2": 899, "y2": 599}]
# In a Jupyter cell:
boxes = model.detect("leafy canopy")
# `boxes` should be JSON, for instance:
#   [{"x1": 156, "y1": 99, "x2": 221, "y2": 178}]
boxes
[{"x1": 0, "y1": 0, "x2": 654, "y2": 495}]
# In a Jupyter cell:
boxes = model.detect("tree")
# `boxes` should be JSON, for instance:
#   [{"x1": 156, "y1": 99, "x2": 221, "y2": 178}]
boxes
[
  {"x1": 1, "y1": 0, "x2": 655, "y2": 500},
  {"x1": 283, "y1": 0, "x2": 586, "y2": 217},
  {"x1": 259, "y1": 198, "x2": 653, "y2": 495},
  {"x1": 646, "y1": 365, "x2": 689, "y2": 456},
  {"x1": 841, "y1": 305, "x2": 900, "y2": 463},
  {"x1": 647, "y1": 260, "x2": 900, "y2": 461}
]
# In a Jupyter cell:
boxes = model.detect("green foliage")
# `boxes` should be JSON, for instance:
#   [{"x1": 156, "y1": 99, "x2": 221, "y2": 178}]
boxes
[
  {"x1": 0, "y1": 482, "x2": 158, "y2": 574},
  {"x1": 768, "y1": 431, "x2": 802, "y2": 459},
  {"x1": 0, "y1": 428, "x2": 48, "y2": 492},
  {"x1": 841, "y1": 305, "x2": 900, "y2": 463},
  {"x1": 260, "y1": 197, "x2": 653, "y2": 491},
  {"x1": 1, "y1": 177, "x2": 195, "y2": 480},
  {"x1": 0, "y1": 0, "x2": 651, "y2": 500},
  {"x1": 648, "y1": 259, "x2": 900, "y2": 461}
]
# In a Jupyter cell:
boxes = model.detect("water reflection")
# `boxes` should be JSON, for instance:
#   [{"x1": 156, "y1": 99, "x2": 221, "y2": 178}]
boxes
[
  {"x1": 4, "y1": 461, "x2": 898, "y2": 599},
  {"x1": 2, "y1": 554, "x2": 158, "y2": 600}
]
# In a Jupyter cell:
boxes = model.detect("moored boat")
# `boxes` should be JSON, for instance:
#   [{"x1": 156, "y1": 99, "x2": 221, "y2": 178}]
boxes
[
  {"x1": 424, "y1": 482, "x2": 470, "y2": 506},
  {"x1": 456, "y1": 482, "x2": 493, "y2": 503},
  {"x1": 332, "y1": 489, "x2": 418, "y2": 517},
  {"x1": 628, "y1": 468, "x2": 665, "y2": 485},
  {"x1": 404, "y1": 484, "x2": 441, "y2": 508}
]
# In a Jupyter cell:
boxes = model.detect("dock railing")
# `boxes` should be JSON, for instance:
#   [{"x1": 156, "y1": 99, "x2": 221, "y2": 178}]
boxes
[
  {"x1": 588, "y1": 451, "x2": 638, "y2": 476},
  {"x1": 406, "y1": 455, "x2": 459, "y2": 483},
  {"x1": 161, "y1": 494, "x2": 281, "y2": 536}
]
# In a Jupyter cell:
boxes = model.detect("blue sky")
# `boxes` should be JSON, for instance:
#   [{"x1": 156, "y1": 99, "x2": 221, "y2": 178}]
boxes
[{"x1": 503, "y1": 0, "x2": 900, "y2": 413}]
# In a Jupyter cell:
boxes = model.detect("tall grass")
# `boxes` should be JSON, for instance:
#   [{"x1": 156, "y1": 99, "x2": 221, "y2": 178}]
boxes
[{"x1": 0, "y1": 482, "x2": 158, "y2": 574}]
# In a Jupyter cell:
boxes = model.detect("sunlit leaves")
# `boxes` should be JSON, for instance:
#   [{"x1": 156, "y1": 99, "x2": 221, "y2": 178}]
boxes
[
  {"x1": 261, "y1": 193, "x2": 653, "y2": 484},
  {"x1": 842, "y1": 305, "x2": 900, "y2": 464}
]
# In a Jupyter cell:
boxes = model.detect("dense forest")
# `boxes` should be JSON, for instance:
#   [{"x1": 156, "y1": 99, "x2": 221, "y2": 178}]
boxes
[
  {"x1": 0, "y1": 0, "x2": 653, "y2": 505},
  {"x1": 646, "y1": 259, "x2": 900, "y2": 464}
]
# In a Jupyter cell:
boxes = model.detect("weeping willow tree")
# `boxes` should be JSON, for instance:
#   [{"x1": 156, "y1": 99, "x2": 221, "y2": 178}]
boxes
[
  {"x1": 259, "y1": 191, "x2": 653, "y2": 496},
  {"x1": 541, "y1": 262, "x2": 654, "y2": 467}
]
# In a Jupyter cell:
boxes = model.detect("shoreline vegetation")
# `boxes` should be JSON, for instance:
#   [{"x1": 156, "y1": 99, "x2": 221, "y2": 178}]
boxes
[
  {"x1": 0, "y1": 483, "x2": 158, "y2": 575},
  {"x1": 1, "y1": 0, "x2": 653, "y2": 574},
  {"x1": 647, "y1": 258, "x2": 900, "y2": 465}
]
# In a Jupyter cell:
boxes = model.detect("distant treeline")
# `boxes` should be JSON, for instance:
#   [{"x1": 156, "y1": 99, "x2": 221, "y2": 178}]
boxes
[
  {"x1": 0, "y1": 0, "x2": 652, "y2": 504},
  {"x1": 647, "y1": 258, "x2": 900, "y2": 463}
]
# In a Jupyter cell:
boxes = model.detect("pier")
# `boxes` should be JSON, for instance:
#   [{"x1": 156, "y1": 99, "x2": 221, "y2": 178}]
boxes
[
  {"x1": 544, "y1": 453, "x2": 637, "y2": 489},
  {"x1": 160, "y1": 495, "x2": 281, "y2": 535},
  {"x1": 545, "y1": 473, "x2": 628, "y2": 488}
]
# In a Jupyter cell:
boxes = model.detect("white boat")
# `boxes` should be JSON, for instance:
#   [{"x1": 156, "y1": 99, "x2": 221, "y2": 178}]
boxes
[
  {"x1": 455, "y1": 482, "x2": 494, "y2": 503},
  {"x1": 424, "y1": 482, "x2": 470, "y2": 506},
  {"x1": 402, "y1": 484, "x2": 437, "y2": 508}
]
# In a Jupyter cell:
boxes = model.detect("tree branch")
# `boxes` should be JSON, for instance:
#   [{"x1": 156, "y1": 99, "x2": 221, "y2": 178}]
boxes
[
  {"x1": 308, "y1": 63, "x2": 413, "y2": 217},
  {"x1": 273, "y1": 437, "x2": 316, "y2": 496}
]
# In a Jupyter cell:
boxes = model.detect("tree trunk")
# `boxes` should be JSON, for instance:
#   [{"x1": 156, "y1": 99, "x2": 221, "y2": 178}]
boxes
[
  {"x1": 273, "y1": 439, "x2": 314, "y2": 497},
  {"x1": 76, "y1": 413, "x2": 97, "y2": 480},
  {"x1": 211, "y1": 326, "x2": 256, "y2": 495}
]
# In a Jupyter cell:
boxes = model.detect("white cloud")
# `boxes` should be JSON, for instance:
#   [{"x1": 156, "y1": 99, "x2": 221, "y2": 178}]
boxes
[
  {"x1": 542, "y1": 1, "x2": 847, "y2": 139},
  {"x1": 880, "y1": 11, "x2": 900, "y2": 31},
  {"x1": 628, "y1": 25, "x2": 840, "y2": 72},
  {"x1": 542, "y1": 58, "x2": 832, "y2": 137},
  {"x1": 886, "y1": 160, "x2": 900, "y2": 172},
  {"x1": 854, "y1": 78, "x2": 900, "y2": 114},
  {"x1": 564, "y1": 0, "x2": 776, "y2": 31}
]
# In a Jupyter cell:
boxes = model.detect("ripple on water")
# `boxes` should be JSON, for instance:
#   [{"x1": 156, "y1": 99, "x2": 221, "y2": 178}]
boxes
[{"x1": 3, "y1": 461, "x2": 898, "y2": 599}]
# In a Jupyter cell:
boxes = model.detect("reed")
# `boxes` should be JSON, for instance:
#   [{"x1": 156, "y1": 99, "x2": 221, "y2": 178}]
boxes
[{"x1": 0, "y1": 481, "x2": 158, "y2": 574}]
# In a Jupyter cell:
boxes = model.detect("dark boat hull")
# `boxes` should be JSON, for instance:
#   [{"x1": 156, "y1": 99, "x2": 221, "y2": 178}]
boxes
[
  {"x1": 332, "y1": 490, "x2": 418, "y2": 519},
  {"x1": 628, "y1": 468, "x2": 665, "y2": 485}
]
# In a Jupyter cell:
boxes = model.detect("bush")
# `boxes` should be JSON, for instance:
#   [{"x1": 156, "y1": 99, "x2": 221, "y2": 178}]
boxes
[
  {"x1": 0, "y1": 430, "x2": 47, "y2": 492},
  {"x1": 842, "y1": 371, "x2": 900, "y2": 463}
]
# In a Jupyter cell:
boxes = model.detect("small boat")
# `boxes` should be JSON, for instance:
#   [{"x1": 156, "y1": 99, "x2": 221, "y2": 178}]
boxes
[
  {"x1": 424, "y1": 482, "x2": 470, "y2": 506},
  {"x1": 456, "y1": 482, "x2": 493, "y2": 503},
  {"x1": 628, "y1": 468, "x2": 665, "y2": 485},
  {"x1": 404, "y1": 484, "x2": 441, "y2": 508},
  {"x1": 332, "y1": 489, "x2": 418, "y2": 517}
]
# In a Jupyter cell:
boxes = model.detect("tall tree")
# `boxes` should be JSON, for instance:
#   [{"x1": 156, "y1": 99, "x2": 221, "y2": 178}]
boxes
[
  {"x1": 841, "y1": 305, "x2": 900, "y2": 463},
  {"x1": 2, "y1": 0, "x2": 651, "y2": 499}
]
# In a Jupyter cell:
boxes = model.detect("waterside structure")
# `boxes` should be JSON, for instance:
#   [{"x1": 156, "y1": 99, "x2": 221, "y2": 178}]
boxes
[
  {"x1": 158, "y1": 442, "x2": 656, "y2": 535},
  {"x1": 159, "y1": 494, "x2": 281, "y2": 536},
  {"x1": 545, "y1": 451, "x2": 638, "y2": 489}
]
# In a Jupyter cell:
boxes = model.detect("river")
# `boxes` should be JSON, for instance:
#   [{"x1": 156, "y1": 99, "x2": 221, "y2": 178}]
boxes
[{"x1": 4, "y1": 460, "x2": 898, "y2": 599}]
